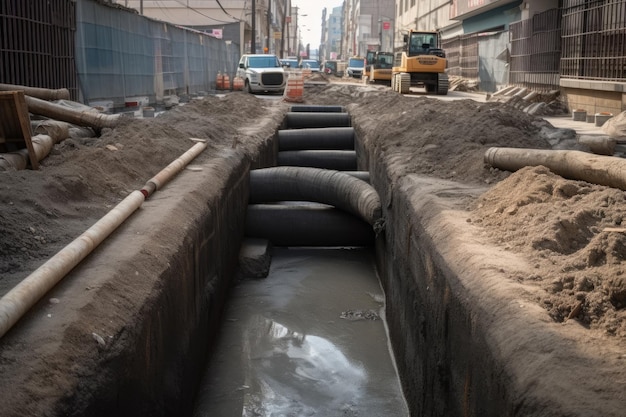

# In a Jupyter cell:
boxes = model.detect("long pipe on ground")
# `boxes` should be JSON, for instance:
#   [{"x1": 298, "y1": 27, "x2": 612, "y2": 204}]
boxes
[
  {"x1": 0, "y1": 83, "x2": 70, "y2": 101},
  {"x1": 25, "y1": 95, "x2": 121, "y2": 129},
  {"x1": 0, "y1": 137, "x2": 55, "y2": 171},
  {"x1": 0, "y1": 121, "x2": 71, "y2": 171},
  {"x1": 0, "y1": 141, "x2": 207, "y2": 339},
  {"x1": 249, "y1": 166, "x2": 383, "y2": 230},
  {"x1": 484, "y1": 147, "x2": 626, "y2": 190}
]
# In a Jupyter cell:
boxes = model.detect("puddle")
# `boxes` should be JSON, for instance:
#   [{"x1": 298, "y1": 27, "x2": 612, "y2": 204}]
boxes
[{"x1": 193, "y1": 247, "x2": 408, "y2": 416}]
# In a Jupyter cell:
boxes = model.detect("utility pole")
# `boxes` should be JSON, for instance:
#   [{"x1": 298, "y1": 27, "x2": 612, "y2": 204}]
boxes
[
  {"x1": 251, "y1": 0, "x2": 256, "y2": 53},
  {"x1": 266, "y1": 0, "x2": 271, "y2": 53}
]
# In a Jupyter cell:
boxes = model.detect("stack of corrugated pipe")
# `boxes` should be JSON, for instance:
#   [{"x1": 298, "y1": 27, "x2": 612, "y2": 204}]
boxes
[{"x1": 246, "y1": 105, "x2": 382, "y2": 247}]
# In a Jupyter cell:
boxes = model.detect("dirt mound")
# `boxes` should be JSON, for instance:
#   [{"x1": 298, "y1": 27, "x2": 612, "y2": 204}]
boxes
[{"x1": 469, "y1": 166, "x2": 626, "y2": 335}]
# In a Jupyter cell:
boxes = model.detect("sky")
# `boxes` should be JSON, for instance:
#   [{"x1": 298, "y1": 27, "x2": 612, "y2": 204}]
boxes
[{"x1": 291, "y1": 0, "x2": 344, "y2": 49}]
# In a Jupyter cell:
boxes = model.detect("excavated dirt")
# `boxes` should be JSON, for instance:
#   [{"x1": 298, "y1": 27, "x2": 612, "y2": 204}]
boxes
[{"x1": 1, "y1": 82, "x2": 625, "y2": 412}]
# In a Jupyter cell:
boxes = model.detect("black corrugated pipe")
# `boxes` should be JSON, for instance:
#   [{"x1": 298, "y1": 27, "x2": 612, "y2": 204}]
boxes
[
  {"x1": 278, "y1": 127, "x2": 355, "y2": 151},
  {"x1": 289, "y1": 105, "x2": 346, "y2": 113},
  {"x1": 277, "y1": 150, "x2": 357, "y2": 170},
  {"x1": 285, "y1": 112, "x2": 351, "y2": 129},
  {"x1": 249, "y1": 166, "x2": 383, "y2": 232},
  {"x1": 245, "y1": 203, "x2": 375, "y2": 246}
]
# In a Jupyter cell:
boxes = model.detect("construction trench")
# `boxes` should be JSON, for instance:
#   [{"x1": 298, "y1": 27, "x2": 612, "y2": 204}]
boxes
[{"x1": 0, "y1": 102, "x2": 624, "y2": 417}]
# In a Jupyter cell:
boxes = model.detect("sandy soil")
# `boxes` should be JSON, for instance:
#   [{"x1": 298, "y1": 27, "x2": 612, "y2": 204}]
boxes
[{"x1": 1, "y1": 80, "x2": 625, "y2": 412}]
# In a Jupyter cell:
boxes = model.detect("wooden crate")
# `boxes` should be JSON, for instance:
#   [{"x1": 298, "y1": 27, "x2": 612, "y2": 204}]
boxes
[{"x1": 0, "y1": 90, "x2": 38, "y2": 169}]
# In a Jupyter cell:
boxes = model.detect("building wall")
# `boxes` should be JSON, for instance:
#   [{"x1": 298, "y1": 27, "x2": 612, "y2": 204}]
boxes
[
  {"x1": 562, "y1": 83, "x2": 626, "y2": 116},
  {"x1": 326, "y1": 6, "x2": 343, "y2": 59},
  {"x1": 461, "y1": 1, "x2": 521, "y2": 33}
]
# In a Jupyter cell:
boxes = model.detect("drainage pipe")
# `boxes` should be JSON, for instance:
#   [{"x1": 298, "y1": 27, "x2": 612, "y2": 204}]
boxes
[
  {"x1": 289, "y1": 105, "x2": 346, "y2": 113},
  {"x1": 25, "y1": 95, "x2": 121, "y2": 129},
  {"x1": 0, "y1": 83, "x2": 70, "y2": 101},
  {"x1": 246, "y1": 203, "x2": 375, "y2": 246},
  {"x1": 285, "y1": 112, "x2": 351, "y2": 129},
  {"x1": 278, "y1": 150, "x2": 357, "y2": 171},
  {"x1": 278, "y1": 127, "x2": 355, "y2": 151},
  {"x1": 0, "y1": 121, "x2": 71, "y2": 171},
  {"x1": 484, "y1": 147, "x2": 626, "y2": 190},
  {"x1": 0, "y1": 132, "x2": 68, "y2": 171},
  {"x1": 249, "y1": 166, "x2": 383, "y2": 229},
  {"x1": 0, "y1": 141, "x2": 207, "y2": 339}
]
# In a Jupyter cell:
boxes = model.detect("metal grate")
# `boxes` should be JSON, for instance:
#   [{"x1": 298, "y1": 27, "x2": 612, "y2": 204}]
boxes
[
  {"x1": 0, "y1": 0, "x2": 77, "y2": 99},
  {"x1": 561, "y1": 0, "x2": 626, "y2": 81},
  {"x1": 441, "y1": 34, "x2": 478, "y2": 80},
  {"x1": 509, "y1": 8, "x2": 562, "y2": 92}
]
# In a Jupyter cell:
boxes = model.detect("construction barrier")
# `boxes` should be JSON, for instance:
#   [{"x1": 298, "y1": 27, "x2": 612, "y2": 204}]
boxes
[
  {"x1": 283, "y1": 72, "x2": 304, "y2": 103},
  {"x1": 233, "y1": 76, "x2": 244, "y2": 91}
]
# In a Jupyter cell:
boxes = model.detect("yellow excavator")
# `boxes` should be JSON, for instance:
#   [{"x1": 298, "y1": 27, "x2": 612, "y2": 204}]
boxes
[
  {"x1": 364, "y1": 51, "x2": 394, "y2": 85},
  {"x1": 391, "y1": 29, "x2": 448, "y2": 95}
]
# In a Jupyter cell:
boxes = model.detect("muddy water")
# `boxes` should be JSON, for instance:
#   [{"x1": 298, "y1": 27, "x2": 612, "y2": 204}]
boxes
[{"x1": 193, "y1": 247, "x2": 409, "y2": 416}]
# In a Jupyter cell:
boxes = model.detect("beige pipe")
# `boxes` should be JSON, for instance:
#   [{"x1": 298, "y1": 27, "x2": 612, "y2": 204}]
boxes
[
  {"x1": 0, "y1": 134, "x2": 55, "y2": 171},
  {"x1": 31, "y1": 120, "x2": 71, "y2": 140},
  {"x1": 0, "y1": 153, "x2": 28, "y2": 171},
  {"x1": 142, "y1": 141, "x2": 207, "y2": 194},
  {"x1": 0, "y1": 126, "x2": 69, "y2": 171},
  {"x1": 0, "y1": 142, "x2": 207, "y2": 338},
  {"x1": 0, "y1": 83, "x2": 70, "y2": 101},
  {"x1": 0, "y1": 190, "x2": 145, "y2": 339},
  {"x1": 485, "y1": 147, "x2": 626, "y2": 190},
  {"x1": 577, "y1": 135, "x2": 616, "y2": 156},
  {"x1": 25, "y1": 95, "x2": 121, "y2": 129}
]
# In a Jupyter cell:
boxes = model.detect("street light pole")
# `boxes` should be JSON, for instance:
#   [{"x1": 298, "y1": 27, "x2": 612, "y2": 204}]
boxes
[
  {"x1": 251, "y1": 0, "x2": 256, "y2": 53},
  {"x1": 266, "y1": 0, "x2": 271, "y2": 53}
]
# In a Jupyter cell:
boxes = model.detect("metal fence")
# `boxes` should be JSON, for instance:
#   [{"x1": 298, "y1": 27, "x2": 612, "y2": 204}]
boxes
[
  {"x1": 561, "y1": 0, "x2": 626, "y2": 81},
  {"x1": 1, "y1": 0, "x2": 241, "y2": 108},
  {"x1": 442, "y1": 34, "x2": 479, "y2": 81},
  {"x1": 75, "y1": 1, "x2": 240, "y2": 107},
  {"x1": 509, "y1": 8, "x2": 562, "y2": 91},
  {"x1": 0, "y1": 0, "x2": 78, "y2": 99}
]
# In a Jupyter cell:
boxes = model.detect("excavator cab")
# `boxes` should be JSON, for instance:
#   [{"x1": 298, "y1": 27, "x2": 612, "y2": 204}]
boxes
[{"x1": 405, "y1": 32, "x2": 445, "y2": 58}]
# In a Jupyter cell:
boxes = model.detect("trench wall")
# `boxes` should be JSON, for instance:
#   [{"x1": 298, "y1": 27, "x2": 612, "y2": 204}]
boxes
[
  {"x1": 360, "y1": 128, "x2": 624, "y2": 416},
  {"x1": 59, "y1": 142, "x2": 277, "y2": 415}
]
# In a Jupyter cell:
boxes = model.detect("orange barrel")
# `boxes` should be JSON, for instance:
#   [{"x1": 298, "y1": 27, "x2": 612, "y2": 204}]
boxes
[
  {"x1": 216, "y1": 72, "x2": 224, "y2": 90},
  {"x1": 223, "y1": 74, "x2": 231, "y2": 90},
  {"x1": 284, "y1": 73, "x2": 304, "y2": 102},
  {"x1": 233, "y1": 76, "x2": 244, "y2": 91}
]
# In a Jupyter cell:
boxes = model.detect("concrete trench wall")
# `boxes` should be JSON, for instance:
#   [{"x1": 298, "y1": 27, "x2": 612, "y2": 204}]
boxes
[
  {"x1": 79, "y1": 152, "x2": 254, "y2": 416},
  {"x1": 362, "y1": 135, "x2": 623, "y2": 416},
  {"x1": 54, "y1": 138, "x2": 278, "y2": 415}
]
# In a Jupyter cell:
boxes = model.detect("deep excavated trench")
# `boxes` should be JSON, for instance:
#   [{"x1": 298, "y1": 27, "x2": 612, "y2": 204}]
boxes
[
  {"x1": 192, "y1": 105, "x2": 409, "y2": 415},
  {"x1": 2, "y1": 102, "x2": 621, "y2": 417}
]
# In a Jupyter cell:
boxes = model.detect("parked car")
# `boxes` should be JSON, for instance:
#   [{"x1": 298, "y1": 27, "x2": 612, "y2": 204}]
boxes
[
  {"x1": 346, "y1": 56, "x2": 366, "y2": 78},
  {"x1": 323, "y1": 60, "x2": 346, "y2": 77},
  {"x1": 280, "y1": 58, "x2": 300, "y2": 70},
  {"x1": 301, "y1": 59, "x2": 321, "y2": 72},
  {"x1": 237, "y1": 54, "x2": 286, "y2": 94}
]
